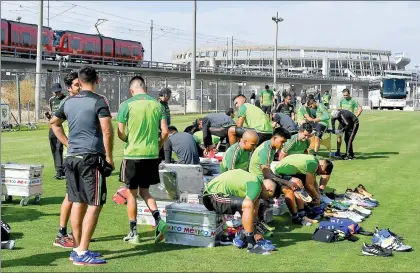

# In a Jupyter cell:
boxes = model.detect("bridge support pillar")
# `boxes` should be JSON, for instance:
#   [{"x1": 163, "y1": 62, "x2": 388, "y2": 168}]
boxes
[{"x1": 186, "y1": 99, "x2": 199, "y2": 113}]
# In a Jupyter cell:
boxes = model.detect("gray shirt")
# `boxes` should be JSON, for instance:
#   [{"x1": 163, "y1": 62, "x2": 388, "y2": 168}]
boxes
[
  {"x1": 202, "y1": 113, "x2": 235, "y2": 147},
  {"x1": 274, "y1": 112, "x2": 298, "y2": 132},
  {"x1": 164, "y1": 132, "x2": 200, "y2": 164},
  {"x1": 55, "y1": 90, "x2": 111, "y2": 156}
]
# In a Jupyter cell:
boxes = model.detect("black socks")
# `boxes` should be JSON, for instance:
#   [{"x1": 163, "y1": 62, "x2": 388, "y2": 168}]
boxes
[
  {"x1": 129, "y1": 220, "x2": 137, "y2": 237},
  {"x1": 58, "y1": 226, "x2": 67, "y2": 237},
  {"x1": 245, "y1": 232, "x2": 256, "y2": 249},
  {"x1": 151, "y1": 210, "x2": 161, "y2": 226}
]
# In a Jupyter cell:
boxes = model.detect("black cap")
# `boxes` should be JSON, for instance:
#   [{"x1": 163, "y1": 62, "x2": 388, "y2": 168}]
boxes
[
  {"x1": 159, "y1": 88, "x2": 172, "y2": 97},
  {"x1": 51, "y1": 83, "x2": 62, "y2": 93}
]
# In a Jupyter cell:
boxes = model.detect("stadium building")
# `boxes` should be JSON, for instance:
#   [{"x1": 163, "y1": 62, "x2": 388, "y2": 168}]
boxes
[{"x1": 171, "y1": 45, "x2": 413, "y2": 79}]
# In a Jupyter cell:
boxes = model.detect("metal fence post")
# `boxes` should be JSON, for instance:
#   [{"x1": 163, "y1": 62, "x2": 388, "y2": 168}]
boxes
[
  {"x1": 215, "y1": 80, "x2": 219, "y2": 113},
  {"x1": 183, "y1": 80, "x2": 187, "y2": 115},
  {"x1": 229, "y1": 81, "x2": 233, "y2": 108},
  {"x1": 200, "y1": 80, "x2": 203, "y2": 114},
  {"x1": 165, "y1": 79, "x2": 168, "y2": 88},
  {"x1": 16, "y1": 73, "x2": 22, "y2": 124},
  {"x1": 118, "y1": 75, "x2": 122, "y2": 107}
]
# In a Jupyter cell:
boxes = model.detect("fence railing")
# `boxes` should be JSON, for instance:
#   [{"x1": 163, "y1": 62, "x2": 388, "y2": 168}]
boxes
[{"x1": 1, "y1": 46, "x2": 370, "y2": 82}]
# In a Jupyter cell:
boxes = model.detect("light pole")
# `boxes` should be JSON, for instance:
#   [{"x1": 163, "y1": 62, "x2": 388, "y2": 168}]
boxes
[
  {"x1": 415, "y1": 65, "x2": 419, "y2": 107},
  {"x1": 35, "y1": 0, "x2": 43, "y2": 123},
  {"x1": 272, "y1": 13, "x2": 283, "y2": 92}
]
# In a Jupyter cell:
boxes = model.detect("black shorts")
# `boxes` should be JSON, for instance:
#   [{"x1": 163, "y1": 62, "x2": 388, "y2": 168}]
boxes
[
  {"x1": 261, "y1": 105, "x2": 272, "y2": 114},
  {"x1": 202, "y1": 193, "x2": 244, "y2": 215},
  {"x1": 64, "y1": 154, "x2": 107, "y2": 206},
  {"x1": 235, "y1": 127, "x2": 272, "y2": 146},
  {"x1": 314, "y1": 123, "x2": 327, "y2": 139},
  {"x1": 122, "y1": 159, "x2": 160, "y2": 190}
]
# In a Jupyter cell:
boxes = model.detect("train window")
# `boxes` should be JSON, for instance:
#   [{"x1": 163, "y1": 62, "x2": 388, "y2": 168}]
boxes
[
  {"x1": 86, "y1": 42, "x2": 93, "y2": 53},
  {"x1": 22, "y1": 32, "x2": 30, "y2": 46},
  {"x1": 71, "y1": 39, "x2": 80, "y2": 49},
  {"x1": 63, "y1": 37, "x2": 68, "y2": 48},
  {"x1": 42, "y1": 35, "x2": 49, "y2": 45},
  {"x1": 105, "y1": 44, "x2": 112, "y2": 55},
  {"x1": 133, "y1": 47, "x2": 140, "y2": 56},
  {"x1": 122, "y1": 47, "x2": 130, "y2": 57},
  {"x1": 94, "y1": 44, "x2": 100, "y2": 54},
  {"x1": 11, "y1": 31, "x2": 18, "y2": 44}
]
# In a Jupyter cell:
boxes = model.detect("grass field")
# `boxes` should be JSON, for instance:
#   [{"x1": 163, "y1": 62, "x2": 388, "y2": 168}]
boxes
[{"x1": 1, "y1": 111, "x2": 419, "y2": 272}]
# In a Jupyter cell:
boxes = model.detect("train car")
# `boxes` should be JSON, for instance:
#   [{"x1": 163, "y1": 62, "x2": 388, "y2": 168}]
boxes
[
  {"x1": 54, "y1": 30, "x2": 102, "y2": 62},
  {"x1": 114, "y1": 38, "x2": 144, "y2": 65},
  {"x1": 1, "y1": 19, "x2": 54, "y2": 58}
]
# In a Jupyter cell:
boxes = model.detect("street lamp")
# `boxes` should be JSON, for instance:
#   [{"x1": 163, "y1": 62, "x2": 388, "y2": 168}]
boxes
[{"x1": 272, "y1": 12, "x2": 283, "y2": 92}]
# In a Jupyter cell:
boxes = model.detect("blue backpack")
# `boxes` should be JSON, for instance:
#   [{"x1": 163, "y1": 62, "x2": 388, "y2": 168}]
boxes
[{"x1": 319, "y1": 218, "x2": 360, "y2": 240}]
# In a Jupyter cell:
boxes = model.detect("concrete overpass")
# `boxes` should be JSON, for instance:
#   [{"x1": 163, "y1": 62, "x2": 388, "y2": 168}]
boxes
[{"x1": 1, "y1": 57, "x2": 370, "y2": 86}]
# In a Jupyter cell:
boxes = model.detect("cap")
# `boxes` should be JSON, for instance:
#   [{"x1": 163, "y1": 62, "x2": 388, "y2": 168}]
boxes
[
  {"x1": 159, "y1": 88, "x2": 172, "y2": 97},
  {"x1": 51, "y1": 83, "x2": 62, "y2": 93}
]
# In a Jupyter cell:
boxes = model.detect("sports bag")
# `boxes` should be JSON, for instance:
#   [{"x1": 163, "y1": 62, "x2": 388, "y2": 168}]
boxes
[
  {"x1": 329, "y1": 217, "x2": 360, "y2": 234},
  {"x1": 312, "y1": 228, "x2": 339, "y2": 243},
  {"x1": 1, "y1": 220, "x2": 11, "y2": 241},
  {"x1": 318, "y1": 219, "x2": 359, "y2": 241}
]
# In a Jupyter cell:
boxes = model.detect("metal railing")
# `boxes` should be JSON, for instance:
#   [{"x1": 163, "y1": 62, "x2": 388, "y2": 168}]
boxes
[{"x1": 1, "y1": 46, "x2": 370, "y2": 82}]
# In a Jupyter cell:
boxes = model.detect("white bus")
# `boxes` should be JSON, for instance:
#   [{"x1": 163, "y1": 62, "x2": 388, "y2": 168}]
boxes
[{"x1": 368, "y1": 77, "x2": 408, "y2": 110}]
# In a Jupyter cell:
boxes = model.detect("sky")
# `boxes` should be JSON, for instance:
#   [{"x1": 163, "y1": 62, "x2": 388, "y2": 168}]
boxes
[{"x1": 2, "y1": 1, "x2": 420, "y2": 69}]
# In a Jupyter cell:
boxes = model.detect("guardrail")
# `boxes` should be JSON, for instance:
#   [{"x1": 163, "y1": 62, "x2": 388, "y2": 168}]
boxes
[{"x1": 1, "y1": 46, "x2": 370, "y2": 82}]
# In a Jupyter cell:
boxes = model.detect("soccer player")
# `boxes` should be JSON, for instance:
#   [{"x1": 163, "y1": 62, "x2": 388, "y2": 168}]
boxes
[
  {"x1": 260, "y1": 85, "x2": 275, "y2": 119},
  {"x1": 53, "y1": 71, "x2": 80, "y2": 249},
  {"x1": 331, "y1": 109, "x2": 359, "y2": 160},
  {"x1": 194, "y1": 111, "x2": 236, "y2": 153},
  {"x1": 228, "y1": 94, "x2": 273, "y2": 146},
  {"x1": 164, "y1": 126, "x2": 200, "y2": 164},
  {"x1": 51, "y1": 66, "x2": 114, "y2": 265},
  {"x1": 159, "y1": 88, "x2": 172, "y2": 126},
  {"x1": 203, "y1": 169, "x2": 281, "y2": 255},
  {"x1": 295, "y1": 102, "x2": 314, "y2": 126},
  {"x1": 271, "y1": 112, "x2": 298, "y2": 135},
  {"x1": 335, "y1": 88, "x2": 363, "y2": 157},
  {"x1": 273, "y1": 154, "x2": 334, "y2": 205},
  {"x1": 278, "y1": 123, "x2": 313, "y2": 160},
  {"x1": 307, "y1": 98, "x2": 330, "y2": 157},
  {"x1": 248, "y1": 127, "x2": 292, "y2": 185},
  {"x1": 322, "y1": 90, "x2": 332, "y2": 109},
  {"x1": 48, "y1": 83, "x2": 67, "y2": 179},
  {"x1": 116, "y1": 76, "x2": 169, "y2": 246},
  {"x1": 220, "y1": 130, "x2": 259, "y2": 173},
  {"x1": 276, "y1": 94, "x2": 295, "y2": 120}
]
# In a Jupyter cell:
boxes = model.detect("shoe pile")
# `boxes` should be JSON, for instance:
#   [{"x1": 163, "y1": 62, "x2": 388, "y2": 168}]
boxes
[
  {"x1": 321, "y1": 184, "x2": 378, "y2": 223},
  {"x1": 362, "y1": 227, "x2": 412, "y2": 256}
]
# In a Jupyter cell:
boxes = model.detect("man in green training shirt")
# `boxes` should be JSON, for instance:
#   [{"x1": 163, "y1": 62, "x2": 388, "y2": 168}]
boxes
[
  {"x1": 220, "y1": 130, "x2": 259, "y2": 173},
  {"x1": 322, "y1": 90, "x2": 332, "y2": 109},
  {"x1": 228, "y1": 94, "x2": 273, "y2": 146},
  {"x1": 307, "y1": 98, "x2": 330, "y2": 157},
  {"x1": 278, "y1": 123, "x2": 313, "y2": 161},
  {"x1": 259, "y1": 85, "x2": 275, "y2": 119},
  {"x1": 203, "y1": 169, "x2": 281, "y2": 255},
  {"x1": 335, "y1": 88, "x2": 363, "y2": 157},
  {"x1": 117, "y1": 76, "x2": 169, "y2": 245}
]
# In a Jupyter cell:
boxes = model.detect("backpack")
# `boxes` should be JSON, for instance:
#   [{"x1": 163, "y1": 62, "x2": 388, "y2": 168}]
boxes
[
  {"x1": 329, "y1": 217, "x2": 360, "y2": 234},
  {"x1": 318, "y1": 219, "x2": 359, "y2": 241},
  {"x1": 1, "y1": 220, "x2": 11, "y2": 242}
]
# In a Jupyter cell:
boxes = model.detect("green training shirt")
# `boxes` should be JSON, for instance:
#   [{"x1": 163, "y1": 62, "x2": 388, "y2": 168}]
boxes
[
  {"x1": 237, "y1": 103, "x2": 273, "y2": 133},
  {"x1": 296, "y1": 105, "x2": 311, "y2": 123},
  {"x1": 220, "y1": 142, "x2": 251, "y2": 173},
  {"x1": 339, "y1": 98, "x2": 359, "y2": 114},
  {"x1": 249, "y1": 140, "x2": 276, "y2": 179},
  {"x1": 193, "y1": 131, "x2": 220, "y2": 145},
  {"x1": 281, "y1": 134, "x2": 310, "y2": 155},
  {"x1": 273, "y1": 154, "x2": 319, "y2": 176},
  {"x1": 205, "y1": 169, "x2": 262, "y2": 201},
  {"x1": 116, "y1": 94, "x2": 166, "y2": 159},
  {"x1": 260, "y1": 89, "x2": 274, "y2": 106},
  {"x1": 315, "y1": 103, "x2": 330, "y2": 126}
]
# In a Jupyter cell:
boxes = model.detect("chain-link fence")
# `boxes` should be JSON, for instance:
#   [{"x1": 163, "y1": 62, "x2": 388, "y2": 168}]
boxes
[{"x1": 1, "y1": 69, "x2": 373, "y2": 127}]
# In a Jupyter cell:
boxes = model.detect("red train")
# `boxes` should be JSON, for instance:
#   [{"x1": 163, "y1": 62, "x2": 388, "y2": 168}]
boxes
[{"x1": 1, "y1": 18, "x2": 145, "y2": 65}]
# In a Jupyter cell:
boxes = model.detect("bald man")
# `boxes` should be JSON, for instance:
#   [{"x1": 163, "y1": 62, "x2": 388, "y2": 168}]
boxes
[{"x1": 220, "y1": 130, "x2": 259, "y2": 173}]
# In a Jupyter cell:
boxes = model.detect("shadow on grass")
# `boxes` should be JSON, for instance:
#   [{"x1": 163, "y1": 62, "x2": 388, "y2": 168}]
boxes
[
  {"x1": 354, "y1": 151, "x2": 399, "y2": 160},
  {"x1": 36, "y1": 196, "x2": 65, "y2": 205},
  {"x1": 1, "y1": 206, "x2": 59, "y2": 223},
  {"x1": 1, "y1": 251, "x2": 70, "y2": 268}
]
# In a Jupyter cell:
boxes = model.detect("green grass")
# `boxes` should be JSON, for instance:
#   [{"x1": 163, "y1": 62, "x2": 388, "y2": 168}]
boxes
[{"x1": 1, "y1": 112, "x2": 419, "y2": 272}]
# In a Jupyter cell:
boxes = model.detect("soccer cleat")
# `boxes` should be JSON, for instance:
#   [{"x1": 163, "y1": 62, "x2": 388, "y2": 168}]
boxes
[
  {"x1": 257, "y1": 240, "x2": 276, "y2": 251},
  {"x1": 302, "y1": 216, "x2": 317, "y2": 225},
  {"x1": 349, "y1": 204, "x2": 371, "y2": 217},
  {"x1": 379, "y1": 227, "x2": 404, "y2": 241},
  {"x1": 260, "y1": 220, "x2": 275, "y2": 232},
  {"x1": 332, "y1": 211, "x2": 364, "y2": 223},
  {"x1": 233, "y1": 232, "x2": 246, "y2": 249},
  {"x1": 294, "y1": 188, "x2": 312, "y2": 203},
  {"x1": 72, "y1": 251, "x2": 106, "y2": 265},
  {"x1": 331, "y1": 201, "x2": 349, "y2": 211},
  {"x1": 220, "y1": 234, "x2": 234, "y2": 246},
  {"x1": 69, "y1": 250, "x2": 102, "y2": 261},
  {"x1": 247, "y1": 244, "x2": 272, "y2": 255},
  {"x1": 154, "y1": 219, "x2": 169, "y2": 243},
  {"x1": 333, "y1": 151, "x2": 342, "y2": 158},
  {"x1": 355, "y1": 184, "x2": 373, "y2": 198},
  {"x1": 123, "y1": 233, "x2": 141, "y2": 245},
  {"x1": 362, "y1": 242, "x2": 393, "y2": 257},
  {"x1": 53, "y1": 235, "x2": 73, "y2": 249},
  {"x1": 373, "y1": 229, "x2": 412, "y2": 252},
  {"x1": 321, "y1": 194, "x2": 333, "y2": 204}
]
